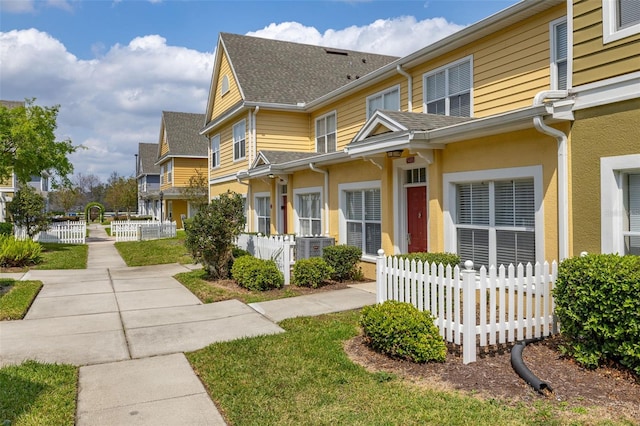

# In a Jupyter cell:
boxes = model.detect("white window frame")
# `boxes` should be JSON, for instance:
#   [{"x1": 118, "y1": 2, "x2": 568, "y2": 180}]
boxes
[
  {"x1": 443, "y1": 166, "x2": 544, "y2": 268},
  {"x1": 220, "y1": 75, "x2": 230, "y2": 96},
  {"x1": 601, "y1": 154, "x2": 640, "y2": 254},
  {"x1": 603, "y1": 0, "x2": 640, "y2": 43},
  {"x1": 550, "y1": 17, "x2": 569, "y2": 90},
  {"x1": 166, "y1": 159, "x2": 173, "y2": 185},
  {"x1": 315, "y1": 111, "x2": 337, "y2": 153},
  {"x1": 233, "y1": 120, "x2": 246, "y2": 162},
  {"x1": 293, "y1": 187, "x2": 323, "y2": 236},
  {"x1": 160, "y1": 164, "x2": 165, "y2": 185},
  {"x1": 210, "y1": 134, "x2": 220, "y2": 169},
  {"x1": 366, "y1": 85, "x2": 401, "y2": 118},
  {"x1": 338, "y1": 180, "x2": 382, "y2": 261},
  {"x1": 254, "y1": 192, "x2": 271, "y2": 235},
  {"x1": 422, "y1": 55, "x2": 474, "y2": 117}
]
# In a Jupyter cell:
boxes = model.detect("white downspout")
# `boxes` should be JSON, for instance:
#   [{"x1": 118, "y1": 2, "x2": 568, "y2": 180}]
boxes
[
  {"x1": 236, "y1": 173, "x2": 251, "y2": 232},
  {"x1": 251, "y1": 106, "x2": 260, "y2": 166},
  {"x1": 396, "y1": 65, "x2": 412, "y2": 112},
  {"x1": 309, "y1": 163, "x2": 329, "y2": 236},
  {"x1": 532, "y1": 90, "x2": 569, "y2": 261}
]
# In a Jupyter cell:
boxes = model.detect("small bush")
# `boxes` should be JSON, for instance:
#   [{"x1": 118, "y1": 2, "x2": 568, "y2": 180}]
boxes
[
  {"x1": 0, "y1": 236, "x2": 42, "y2": 267},
  {"x1": 554, "y1": 254, "x2": 640, "y2": 375},
  {"x1": 292, "y1": 257, "x2": 333, "y2": 288},
  {"x1": 360, "y1": 300, "x2": 447, "y2": 363},
  {"x1": 0, "y1": 222, "x2": 12, "y2": 236},
  {"x1": 226, "y1": 247, "x2": 252, "y2": 278},
  {"x1": 323, "y1": 245, "x2": 362, "y2": 281},
  {"x1": 395, "y1": 252, "x2": 460, "y2": 271},
  {"x1": 231, "y1": 255, "x2": 284, "y2": 291}
]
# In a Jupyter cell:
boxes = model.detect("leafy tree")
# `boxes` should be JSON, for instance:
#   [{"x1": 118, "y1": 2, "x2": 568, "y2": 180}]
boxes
[
  {"x1": 8, "y1": 185, "x2": 50, "y2": 238},
  {"x1": 49, "y1": 185, "x2": 80, "y2": 214},
  {"x1": 181, "y1": 169, "x2": 209, "y2": 209},
  {"x1": 184, "y1": 191, "x2": 245, "y2": 279},
  {"x1": 104, "y1": 173, "x2": 137, "y2": 217},
  {"x1": 74, "y1": 173, "x2": 105, "y2": 206},
  {"x1": 0, "y1": 98, "x2": 78, "y2": 185}
]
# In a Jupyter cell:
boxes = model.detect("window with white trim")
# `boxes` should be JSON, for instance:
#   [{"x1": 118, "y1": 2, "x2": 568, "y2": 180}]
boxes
[
  {"x1": 220, "y1": 75, "x2": 230, "y2": 96},
  {"x1": 160, "y1": 164, "x2": 165, "y2": 184},
  {"x1": 551, "y1": 18, "x2": 568, "y2": 90},
  {"x1": 603, "y1": 0, "x2": 640, "y2": 43},
  {"x1": 210, "y1": 134, "x2": 220, "y2": 169},
  {"x1": 297, "y1": 192, "x2": 322, "y2": 236},
  {"x1": 623, "y1": 173, "x2": 640, "y2": 254},
  {"x1": 424, "y1": 57, "x2": 472, "y2": 117},
  {"x1": 367, "y1": 86, "x2": 400, "y2": 118},
  {"x1": 255, "y1": 195, "x2": 271, "y2": 235},
  {"x1": 166, "y1": 160, "x2": 173, "y2": 184},
  {"x1": 456, "y1": 179, "x2": 535, "y2": 268},
  {"x1": 344, "y1": 188, "x2": 381, "y2": 256},
  {"x1": 315, "y1": 112, "x2": 336, "y2": 153},
  {"x1": 233, "y1": 120, "x2": 246, "y2": 161}
]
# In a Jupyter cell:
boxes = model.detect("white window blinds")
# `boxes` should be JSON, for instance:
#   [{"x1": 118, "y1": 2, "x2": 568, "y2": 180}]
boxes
[
  {"x1": 425, "y1": 59, "x2": 471, "y2": 117},
  {"x1": 619, "y1": 0, "x2": 640, "y2": 28}
]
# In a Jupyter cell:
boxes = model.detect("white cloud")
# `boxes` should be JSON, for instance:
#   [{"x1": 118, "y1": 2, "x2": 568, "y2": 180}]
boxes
[{"x1": 247, "y1": 16, "x2": 465, "y2": 57}]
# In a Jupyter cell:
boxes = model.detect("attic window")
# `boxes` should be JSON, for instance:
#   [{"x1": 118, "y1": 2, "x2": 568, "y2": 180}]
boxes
[
  {"x1": 324, "y1": 48, "x2": 349, "y2": 56},
  {"x1": 220, "y1": 75, "x2": 230, "y2": 96}
]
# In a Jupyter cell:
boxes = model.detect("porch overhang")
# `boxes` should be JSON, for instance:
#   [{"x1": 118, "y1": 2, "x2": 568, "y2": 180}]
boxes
[{"x1": 237, "y1": 150, "x2": 350, "y2": 180}]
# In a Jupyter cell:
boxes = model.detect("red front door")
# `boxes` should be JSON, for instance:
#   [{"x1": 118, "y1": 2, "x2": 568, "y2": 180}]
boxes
[
  {"x1": 407, "y1": 186, "x2": 427, "y2": 252},
  {"x1": 281, "y1": 194, "x2": 288, "y2": 234}
]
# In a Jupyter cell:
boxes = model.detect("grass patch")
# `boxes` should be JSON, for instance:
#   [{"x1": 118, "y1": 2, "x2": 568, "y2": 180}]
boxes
[
  {"x1": 0, "y1": 361, "x2": 77, "y2": 426},
  {"x1": 34, "y1": 243, "x2": 88, "y2": 270},
  {"x1": 0, "y1": 280, "x2": 42, "y2": 320},
  {"x1": 105, "y1": 227, "x2": 111, "y2": 236},
  {"x1": 187, "y1": 311, "x2": 568, "y2": 425},
  {"x1": 175, "y1": 269, "x2": 303, "y2": 304},
  {"x1": 115, "y1": 231, "x2": 191, "y2": 266}
]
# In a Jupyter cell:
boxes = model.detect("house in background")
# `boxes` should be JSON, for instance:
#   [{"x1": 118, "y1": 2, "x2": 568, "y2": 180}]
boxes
[
  {"x1": 155, "y1": 111, "x2": 208, "y2": 228},
  {"x1": 135, "y1": 142, "x2": 160, "y2": 218}
]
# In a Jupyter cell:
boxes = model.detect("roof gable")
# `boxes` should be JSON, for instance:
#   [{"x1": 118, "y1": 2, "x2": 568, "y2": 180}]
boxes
[
  {"x1": 137, "y1": 143, "x2": 160, "y2": 176},
  {"x1": 158, "y1": 111, "x2": 208, "y2": 160}
]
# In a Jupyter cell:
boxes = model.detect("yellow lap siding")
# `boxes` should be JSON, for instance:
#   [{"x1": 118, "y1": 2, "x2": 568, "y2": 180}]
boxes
[
  {"x1": 256, "y1": 111, "x2": 312, "y2": 152},
  {"x1": 173, "y1": 158, "x2": 207, "y2": 187},
  {"x1": 212, "y1": 52, "x2": 243, "y2": 121}
]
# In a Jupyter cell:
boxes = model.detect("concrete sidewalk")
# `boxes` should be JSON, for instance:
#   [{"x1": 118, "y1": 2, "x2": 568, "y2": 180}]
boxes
[{"x1": 0, "y1": 223, "x2": 376, "y2": 425}]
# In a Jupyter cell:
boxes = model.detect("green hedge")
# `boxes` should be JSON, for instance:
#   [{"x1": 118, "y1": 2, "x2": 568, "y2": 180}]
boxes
[
  {"x1": 0, "y1": 236, "x2": 42, "y2": 267},
  {"x1": 554, "y1": 254, "x2": 640, "y2": 375},
  {"x1": 292, "y1": 257, "x2": 333, "y2": 288},
  {"x1": 360, "y1": 300, "x2": 447, "y2": 363},
  {"x1": 0, "y1": 222, "x2": 12, "y2": 236},
  {"x1": 323, "y1": 245, "x2": 361, "y2": 281},
  {"x1": 231, "y1": 256, "x2": 284, "y2": 291},
  {"x1": 395, "y1": 252, "x2": 460, "y2": 271}
]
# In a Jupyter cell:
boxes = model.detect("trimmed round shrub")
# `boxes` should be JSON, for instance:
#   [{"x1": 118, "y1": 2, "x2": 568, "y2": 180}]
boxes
[
  {"x1": 323, "y1": 245, "x2": 362, "y2": 281},
  {"x1": 226, "y1": 247, "x2": 252, "y2": 278},
  {"x1": 231, "y1": 255, "x2": 284, "y2": 291},
  {"x1": 292, "y1": 257, "x2": 333, "y2": 288},
  {"x1": 360, "y1": 300, "x2": 446, "y2": 363},
  {"x1": 554, "y1": 254, "x2": 640, "y2": 375},
  {"x1": 0, "y1": 236, "x2": 42, "y2": 267}
]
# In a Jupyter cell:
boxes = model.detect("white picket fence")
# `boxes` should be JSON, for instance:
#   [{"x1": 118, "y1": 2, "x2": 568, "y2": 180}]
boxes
[
  {"x1": 111, "y1": 220, "x2": 176, "y2": 242},
  {"x1": 376, "y1": 250, "x2": 558, "y2": 364},
  {"x1": 236, "y1": 233, "x2": 295, "y2": 285},
  {"x1": 14, "y1": 221, "x2": 86, "y2": 244}
]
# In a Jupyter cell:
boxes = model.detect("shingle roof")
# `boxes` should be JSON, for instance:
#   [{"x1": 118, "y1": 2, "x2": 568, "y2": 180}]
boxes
[
  {"x1": 220, "y1": 33, "x2": 399, "y2": 105},
  {"x1": 258, "y1": 150, "x2": 320, "y2": 165},
  {"x1": 138, "y1": 143, "x2": 160, "y2": 176},
  {"x1": 381, "y1": 110, "x2": 475, "y2": 131},
  {"x1": 0, "y1": 100, "x2": 24, "y2": 110},
  {"x1": 161, "y1": 111, "x2": 208, "y2": 158}
]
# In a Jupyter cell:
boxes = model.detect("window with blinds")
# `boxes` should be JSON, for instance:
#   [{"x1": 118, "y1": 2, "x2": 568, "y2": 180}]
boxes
[
  {"x1": 424, "y1": 58, "x2": 472, "y2": 117},
  {"x1": 552, "y1": 19, "x2": 568, "y2": 90},
  {"x1": 255, "y1": 196, "x2": 270, "y2": 235},
  {"x1": 345, "y1": 188, "x2": 381, "y2": 255},
  {"x1": 456, "y1": 179, "x2": 535, "y2": 268},
  {"x1": 367, "y1": 86, "x2": 400, "y2": 118},
  {"x1": 298, "y1": 193, "x2": 321, "y2": 236},
  {"x1": 619, "y1": 0, "x2": 640, "y2": 29},
  {"x1": 211, "y1": 134, "x2": 220, "y2": 168},
  {"x1": 233, "y1": 120, "x2": 246, "y2": 161},
  {"x1": 316, "y1": 113, "x2": 336, "y2": 153},
  {"x1": 624, "y1": 174, "x2": 640, "y2": 254}
]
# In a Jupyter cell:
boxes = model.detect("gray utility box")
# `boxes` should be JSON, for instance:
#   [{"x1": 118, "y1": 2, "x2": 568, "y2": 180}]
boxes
[{"x1": 297, "y1": 236, "x2": 335, "y2": 259}]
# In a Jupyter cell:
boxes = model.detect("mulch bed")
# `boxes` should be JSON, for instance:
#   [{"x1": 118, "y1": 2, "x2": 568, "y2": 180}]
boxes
[{"x1": 344, "y1": 334, "x2": 640, "y2": 423}]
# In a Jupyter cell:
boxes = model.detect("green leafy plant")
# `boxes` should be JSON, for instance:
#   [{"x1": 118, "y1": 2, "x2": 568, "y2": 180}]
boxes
[
  {"x1": 395, "y1": 252, "x2": 461, "y2": 271},
  {"x1": 554, "y1": 254, "x2": 640, "y2": 375},
  {"x1": 360, "y1": 300, "x2": 447, "y2": 363},
  {"x1": 323, "y1": 245, "x2": 362, "y2": 281},
  {"x1": 7, "y1": 185, "x2": 50, "y2": 238},
  {"x1": 231, "y1": 255, "x2": 284, "y2": 291},
  {"x1": 0, "y1": 223, "x2": 12, "y2": 236},
  {"x1": 292, "y1": 257, "x2": 333, "y2": 288},
  {"x1": 0, "y1": 236, "x2": 42, "y2": 267}
]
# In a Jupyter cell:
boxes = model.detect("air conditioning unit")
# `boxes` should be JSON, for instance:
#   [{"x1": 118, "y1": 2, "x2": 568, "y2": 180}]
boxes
[{"x1": 296, "y1": 236, "x2": 335, "y2": 260}]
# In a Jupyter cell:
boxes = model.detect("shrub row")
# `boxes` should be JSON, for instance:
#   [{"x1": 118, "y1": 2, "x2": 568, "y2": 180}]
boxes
[
  {"x1": 554, "y1": 254, "x2": 640, "y2": 375},
  {"x1": 395, "y1": 252, "x2": 460, "y2": 270},
  {"x1": 0, "y1": 236, "x2": 42, "y2": 267}
]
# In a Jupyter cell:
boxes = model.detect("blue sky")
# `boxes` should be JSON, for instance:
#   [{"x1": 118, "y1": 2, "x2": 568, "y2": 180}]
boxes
[{"x1": 0, "y1": 0, "x2": 518, "y2": 183}]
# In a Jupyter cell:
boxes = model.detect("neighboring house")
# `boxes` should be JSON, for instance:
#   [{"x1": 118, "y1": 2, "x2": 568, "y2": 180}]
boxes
[
  {"x1": 201, "y1": 0, "x2": 639, "y2": 277},
  {"x1": 155, "y1": 111, "x2": 208, "y2": 228},
  {"x1": 136, "y1": 142, "x2": 161, "y2": 218}
]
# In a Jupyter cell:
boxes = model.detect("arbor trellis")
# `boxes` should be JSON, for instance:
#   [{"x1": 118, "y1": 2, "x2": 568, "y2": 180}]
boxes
[{"x1": 84, "y1": 202, "x2": 105, "y2": 223}]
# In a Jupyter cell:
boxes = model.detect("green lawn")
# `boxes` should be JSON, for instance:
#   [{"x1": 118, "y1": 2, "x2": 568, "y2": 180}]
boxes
[
  {"x1": 0, "y1": 279, "x2": 42, "y2": 320},
  {"x1": 34, "y1": 243, "x2": 88, "y2": 270},
  {"x1": 115, "y1": 231, "x2": 192, "y2": 266},
  {"x1": 0, "y1": 361, "x2": 77, "y2": 426},
  {"x1": 187, "y1": 311, "x2": 580, "y2": 426}
]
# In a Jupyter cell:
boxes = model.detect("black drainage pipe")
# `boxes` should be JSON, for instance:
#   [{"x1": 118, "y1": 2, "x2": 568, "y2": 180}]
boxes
[{"x1": 511, "y1": 341, "x2": 552, "y2": 394}]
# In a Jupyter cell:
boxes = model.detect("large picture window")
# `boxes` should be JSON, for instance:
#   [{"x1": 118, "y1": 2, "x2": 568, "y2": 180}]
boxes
[
  {"x1": 341, "y1": 185, "x2": 381, "y2": 256},
  {"x1": 315, "y1": 112, "x2": 336, "y2": 153},
  {"x1": 297, "y1": 192, "x2": 322, "y2": 236},
  {"x1": 233, "y1": 120, "x2": 246, "y2": 161},
  {"x1": 424, "y1": 57, "x2": 472, "y2": 117},
  {"x1": 367, "y1": 86, "x2": 400, "y2": 118}
]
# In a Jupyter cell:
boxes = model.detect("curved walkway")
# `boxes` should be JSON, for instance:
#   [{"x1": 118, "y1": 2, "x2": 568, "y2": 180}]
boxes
[{"x1": 0, "y1": 224, "x2": 376, "y2": 425}]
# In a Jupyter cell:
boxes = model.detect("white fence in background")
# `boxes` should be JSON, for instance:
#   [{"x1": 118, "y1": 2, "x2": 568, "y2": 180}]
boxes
[
  {"x1": 111, "y1": 220, "x2": 176, "y2": 242},
  {"x1": 236, "y1": 233, "x2": 296, "y2": 285},
  {"x1": 14, "y1": 221, "x2": 86, "y2": 244},
  {"x1": 376, "y1": 250, "x2": 558, "y2": 364}
]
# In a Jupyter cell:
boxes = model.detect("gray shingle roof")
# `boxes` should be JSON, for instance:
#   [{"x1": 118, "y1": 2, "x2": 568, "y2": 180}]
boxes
[
  {"x1": 221, "y1": 33, "x2": 399, "y2": 105},
  {"x1": 161, "y1": 111, "x2": 208, "y2": 158},
  {"x1": 0, "y1": 100, "x2": 25, "y2": 110},
  {"x1": 380, "y1": 110, "x2": 475, "y2": 131},
  {"x1": 138, "y1": 143, "x2": 160, "y2": 176},
  {"x1": 258, "y1": 150, "x2": 320, "y2": 165}
]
